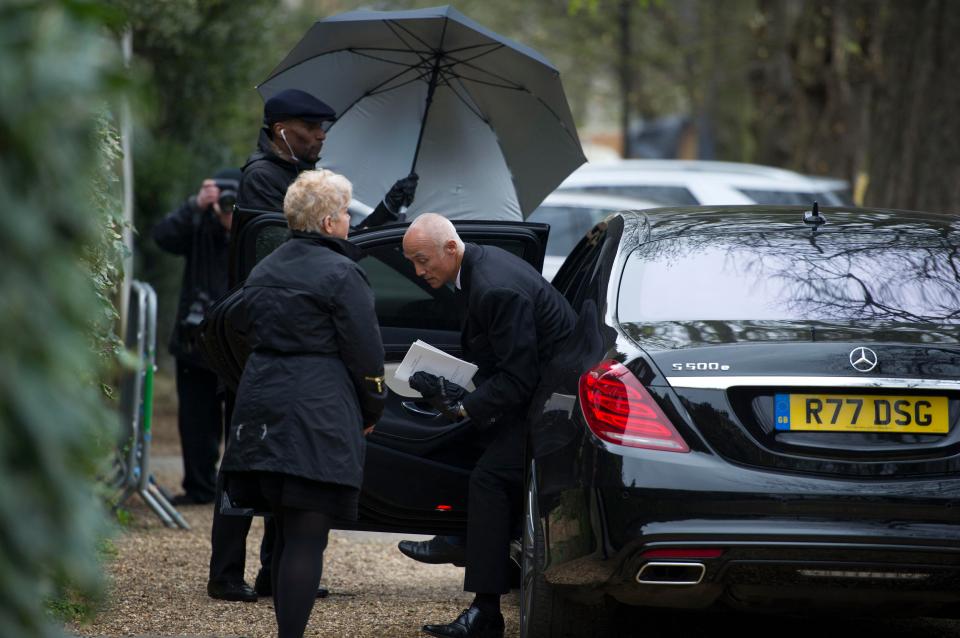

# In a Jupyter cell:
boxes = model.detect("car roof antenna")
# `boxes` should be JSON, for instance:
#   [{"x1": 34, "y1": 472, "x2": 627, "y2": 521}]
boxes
[{"x1": 803, "y1": 201, "x2": 826, "y2": 230}]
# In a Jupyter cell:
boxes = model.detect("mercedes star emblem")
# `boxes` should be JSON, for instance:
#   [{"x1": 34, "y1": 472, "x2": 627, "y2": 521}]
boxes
[{"x1": 849, "y1": 347, "x2": 878, "y2": 373}]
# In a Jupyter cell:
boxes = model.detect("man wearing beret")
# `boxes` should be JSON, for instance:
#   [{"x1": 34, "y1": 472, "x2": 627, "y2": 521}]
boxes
[
  {"x1": 207, "y1": 89, "x2": 417, "y2": 604},
  {"x1": 238, "y1": 87, "x2": 418, "y2": 227}
]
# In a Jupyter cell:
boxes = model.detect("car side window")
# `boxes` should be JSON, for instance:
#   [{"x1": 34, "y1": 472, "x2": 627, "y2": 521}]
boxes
[
  {"x1": 357, "y1": 238, "x2": 529, "y2": 331},
  {"x1": 358, "y1": 245, "x2": 460, "y2": 331},
  {"x1": 555, "y1": 225, "x2": 607, "y2": 310}
]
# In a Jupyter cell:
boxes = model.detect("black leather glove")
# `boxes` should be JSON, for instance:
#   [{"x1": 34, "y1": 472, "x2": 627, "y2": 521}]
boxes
[
  {"x1": 383, "y1": 173, "x2": 419, "y2": 213},
  {"x1": 409, "y1": 370, "x2": 467, "y2": 421}
]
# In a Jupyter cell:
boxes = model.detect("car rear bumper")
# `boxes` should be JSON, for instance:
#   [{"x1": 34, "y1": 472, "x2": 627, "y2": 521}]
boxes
[
  {"x1": 539, "y1": 445, "x2": 960, "y2": 616},
  {"x1": 546, "y1": 518, "x2": 960, "y2": 616}
]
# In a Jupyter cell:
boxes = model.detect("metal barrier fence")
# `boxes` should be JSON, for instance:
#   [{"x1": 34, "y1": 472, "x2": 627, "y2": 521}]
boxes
[{"x1": 110, "y1": 280, "x2": 189, "y2": 529}]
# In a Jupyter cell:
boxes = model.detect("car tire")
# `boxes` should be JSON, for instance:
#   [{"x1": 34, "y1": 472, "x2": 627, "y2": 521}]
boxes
[{"x1": 520, "y1": 459, "x2": 606, "y2": 638}]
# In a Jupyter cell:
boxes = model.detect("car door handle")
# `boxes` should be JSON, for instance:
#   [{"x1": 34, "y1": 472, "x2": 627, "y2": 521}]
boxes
[{"x1": 401, "y1": 401, "x2": 441, "y2": 418}]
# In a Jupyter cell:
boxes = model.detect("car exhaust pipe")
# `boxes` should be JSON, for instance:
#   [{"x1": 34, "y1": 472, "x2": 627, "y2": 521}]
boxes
[{"x1": 636, "y1": 561, "x2": 706, "y2": 585}]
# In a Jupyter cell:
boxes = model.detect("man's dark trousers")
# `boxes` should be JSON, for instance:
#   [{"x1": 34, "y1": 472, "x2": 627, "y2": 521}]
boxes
[
  {"x1": 463, "y1": 419, "x2": 525, "y2": 594},
  {"x1": 176, "y1": 360, "x2": 223, "y2": 502},
  {"x1": 209, "y1": 392, "x2": 276, "y2": 584},
  {"x1": 208, "y1": 499, "x2": 276, "y2": 583}
]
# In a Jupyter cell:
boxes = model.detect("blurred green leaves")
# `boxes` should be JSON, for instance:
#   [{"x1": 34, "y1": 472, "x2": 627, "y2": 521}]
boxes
[{"x1": 0, "y1": 1, "x2": 124, "y2": 636}]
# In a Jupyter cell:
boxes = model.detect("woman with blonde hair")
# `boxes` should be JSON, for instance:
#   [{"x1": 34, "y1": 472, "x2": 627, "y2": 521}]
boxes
[{"x1": 221, "y1": 169, "x2": 386, "y2": 638}]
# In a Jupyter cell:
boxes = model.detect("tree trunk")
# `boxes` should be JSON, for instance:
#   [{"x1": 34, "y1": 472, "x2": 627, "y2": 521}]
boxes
[{"x1": 865, "y1": 0, "x2": 960, "y2": 213}]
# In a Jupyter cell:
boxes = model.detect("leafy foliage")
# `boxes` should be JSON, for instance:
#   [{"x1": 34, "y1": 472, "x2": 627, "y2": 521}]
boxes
[
  {"x1": 104, "y1": 0, "x2": 286, "y2": 355},
  {"x1": 0, "y1": 1, "x2": 125, "y2": 635}
]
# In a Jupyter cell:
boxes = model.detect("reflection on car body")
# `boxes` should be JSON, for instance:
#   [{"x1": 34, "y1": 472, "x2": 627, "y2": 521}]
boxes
[{"x1": 521, "y1": 206, "x2": 960, "y2": 636}]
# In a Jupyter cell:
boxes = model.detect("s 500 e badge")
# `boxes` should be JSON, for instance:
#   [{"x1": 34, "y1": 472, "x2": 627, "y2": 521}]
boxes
[{"x1": 672, "y1": 362, "x2": 731, "y2": 371}]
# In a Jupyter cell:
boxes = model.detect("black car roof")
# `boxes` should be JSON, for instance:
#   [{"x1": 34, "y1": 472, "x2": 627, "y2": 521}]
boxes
[{"x1": 615, "y1": 205, "x2": 960, "y2": 244}]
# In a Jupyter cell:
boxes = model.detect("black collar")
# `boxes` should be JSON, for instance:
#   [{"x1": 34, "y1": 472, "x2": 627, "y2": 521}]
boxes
[
  {"x1": 247, "y1": 129, "x2": 315, "y2": 173},
  {"x1": 288, "y1": 230, "x2": 363, "y2": 262},
  {"x1": 459, "y1": 243, "x2": 481, "y2": 297}
]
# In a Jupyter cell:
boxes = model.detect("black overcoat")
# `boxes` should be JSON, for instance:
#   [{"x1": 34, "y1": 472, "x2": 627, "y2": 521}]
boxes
[
  {"x1": 151, "y1": 196, "x2": 229, "y2": 365},
  {"x1": 459, "y1": 243, "x2": 577, "y2": 429},
  {"x1": 221, "y1": 231, "x2": 386, "y2": 489}
]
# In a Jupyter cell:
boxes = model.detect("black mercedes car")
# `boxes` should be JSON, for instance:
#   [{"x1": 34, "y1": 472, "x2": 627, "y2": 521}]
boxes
[
  {"x1": 203, "y1": 205, "x2": 960, "y2": 635},
  {"x1": 521, "y1": 206, "x2": 960, "y2": 635}
]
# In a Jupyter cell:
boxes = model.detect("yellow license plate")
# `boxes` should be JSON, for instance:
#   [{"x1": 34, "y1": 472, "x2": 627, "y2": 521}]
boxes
[{"x1": 774, "y1": 393, "x2": 949, "y2": 434}]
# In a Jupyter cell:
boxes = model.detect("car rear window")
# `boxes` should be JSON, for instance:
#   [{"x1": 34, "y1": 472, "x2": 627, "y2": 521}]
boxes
[{"x1": 618, "y1": 231, "x2": 960, "y2": 323}]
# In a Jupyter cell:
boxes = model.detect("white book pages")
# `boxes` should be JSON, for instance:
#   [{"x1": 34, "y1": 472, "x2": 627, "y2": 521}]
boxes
[{"x1": 391, "y1": 339, "x2": 478, "y2": 397}]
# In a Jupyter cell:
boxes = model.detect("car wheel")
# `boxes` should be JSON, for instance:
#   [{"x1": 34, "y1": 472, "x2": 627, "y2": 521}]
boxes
[{"x1": 521, "y1": 460, "x2": 604, "y2": 638}]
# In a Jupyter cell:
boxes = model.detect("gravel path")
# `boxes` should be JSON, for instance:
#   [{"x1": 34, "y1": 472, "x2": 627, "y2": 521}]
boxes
[{"x1": 67, "y1": 374, "x2": 519, "y2": 637}]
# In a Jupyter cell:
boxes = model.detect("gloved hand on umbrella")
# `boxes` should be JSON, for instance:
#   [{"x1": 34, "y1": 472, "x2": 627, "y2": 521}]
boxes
[
  {"x1": 409, "y1": 370, "x2": 467, "y2": 422},
  {"x1": 383, "y1": 172, "x2": 419, "y2": 214},
  {"x1": 354, "y1": 173, "x2": 419, "y2": 229}
]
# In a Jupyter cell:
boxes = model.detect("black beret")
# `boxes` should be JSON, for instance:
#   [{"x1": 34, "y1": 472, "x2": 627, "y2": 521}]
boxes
[{"x1": 263, "y1": 89, "x2": 336, "y2": 126}]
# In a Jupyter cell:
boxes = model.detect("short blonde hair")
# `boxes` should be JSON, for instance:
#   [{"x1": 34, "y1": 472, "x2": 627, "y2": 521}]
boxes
[{"x1": 283, "y1": 169, "x2": 352, "y2": 234}]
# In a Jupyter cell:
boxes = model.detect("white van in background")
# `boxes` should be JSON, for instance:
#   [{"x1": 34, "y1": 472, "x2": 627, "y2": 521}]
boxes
[{"x1": 557, "y1": 159, "x2": 852, "y2": 207}]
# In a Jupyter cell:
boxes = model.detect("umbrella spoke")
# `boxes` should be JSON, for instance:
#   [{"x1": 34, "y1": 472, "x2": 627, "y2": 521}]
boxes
[
  {"x1": 347, "y1": 47, "x2": 433, "y2": 67},
  {"x1": 324, "y1": 63, "x2": 428, "y2": 135},
  {"x1": 368, "y1": 65, "x2": 435, "y2": 96},
  {"x1": 443, "y1": 72, "x2": 490, "y2": 124},
  {"x1": 452, "y1": 74, "x2": 526, "y2": 92},
  {"x1": 449, "y1": 71, "x2": 580, "y2": 147},
  {"x1": 447, "y1": 57, "x2": 526, "y2": 90},
  {"x1": 440, "y1": 43, "x2": 506, "y2": 69},
  {"x1": 386, "y1": 18, "x2": 446, "y2": 55}
]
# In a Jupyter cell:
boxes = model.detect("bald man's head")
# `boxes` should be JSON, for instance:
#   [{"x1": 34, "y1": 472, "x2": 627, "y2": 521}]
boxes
[{"x1": 403, "y1": 213, "x2": 464, "y2": 289}]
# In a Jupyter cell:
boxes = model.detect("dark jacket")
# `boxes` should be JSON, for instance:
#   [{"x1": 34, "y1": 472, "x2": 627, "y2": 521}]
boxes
[
  {"x1": 238, "y1": 130, "x2": 305, "y2": 212},
  {"x1": 459, "y1": 243, "x2": 577, "y2": 429},
  {"x1": 238, "y1": 130, "x2": 403, "y2": 228},
  {"x1": 221, "y1": 231, "x2": 387, "y2": 488},
  {"x1": 152, "y1": 196, "x2": 230, "y2": 365}
]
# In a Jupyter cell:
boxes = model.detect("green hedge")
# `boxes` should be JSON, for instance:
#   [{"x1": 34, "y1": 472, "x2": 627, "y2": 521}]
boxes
[{"x1": 0, "y1": 2, "x2": 126, "y2": 636}]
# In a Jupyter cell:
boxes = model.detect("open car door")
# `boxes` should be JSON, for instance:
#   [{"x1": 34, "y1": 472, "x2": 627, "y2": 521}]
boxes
[{"x1": 201, "y1": 208, "x2": 549, "y2": 534}]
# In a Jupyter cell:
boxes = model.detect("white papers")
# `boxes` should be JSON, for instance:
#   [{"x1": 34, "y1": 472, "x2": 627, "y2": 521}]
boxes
[{"x1": 392, "y1": 340, "x2": 478, "y2": 397}]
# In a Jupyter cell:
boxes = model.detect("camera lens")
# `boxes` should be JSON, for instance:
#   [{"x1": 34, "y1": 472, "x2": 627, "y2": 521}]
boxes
[{"x1": 218, "y1": 190, "x2": 237, "y2": 213}]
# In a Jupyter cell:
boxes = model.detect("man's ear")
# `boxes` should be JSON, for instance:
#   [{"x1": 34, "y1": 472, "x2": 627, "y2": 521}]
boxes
[{"x1": 444, "y1": 239, "x2": 458, "y2": 255}]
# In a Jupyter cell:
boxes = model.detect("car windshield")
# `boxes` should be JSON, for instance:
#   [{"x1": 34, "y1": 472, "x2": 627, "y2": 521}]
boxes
[
  {"x1": 619, "y1": 230, "x2": 960, "y2": 324},
  {"x1": 528, "y1": 205, "x2": 612, "y2": 256}
]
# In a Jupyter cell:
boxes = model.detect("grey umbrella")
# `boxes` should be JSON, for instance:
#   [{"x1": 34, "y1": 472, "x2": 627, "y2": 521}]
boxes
[{"x1": 258, "y1": 5, "x2": 585, "y2": 220}]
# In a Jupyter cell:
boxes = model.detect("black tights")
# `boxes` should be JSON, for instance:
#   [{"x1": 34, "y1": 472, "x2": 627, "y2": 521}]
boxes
[{"x1": 269, "y1": 507, "x2": 332, "y2": 638}]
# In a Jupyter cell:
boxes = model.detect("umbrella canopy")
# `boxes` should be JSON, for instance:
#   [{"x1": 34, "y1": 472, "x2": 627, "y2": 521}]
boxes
[{"x1": 258, "y1": 5, "x2": 585, "y2": 220}]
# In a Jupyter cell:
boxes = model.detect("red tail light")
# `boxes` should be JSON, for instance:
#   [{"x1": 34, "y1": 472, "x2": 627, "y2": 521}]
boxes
[{"x1": 578, "y1": 359, "x2": 689, "y2": 452}]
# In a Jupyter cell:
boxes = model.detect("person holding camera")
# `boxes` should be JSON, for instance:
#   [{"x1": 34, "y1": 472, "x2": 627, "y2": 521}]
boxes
[{"x1": 152, "y1": 168, "x2": 240, "y2": 506}]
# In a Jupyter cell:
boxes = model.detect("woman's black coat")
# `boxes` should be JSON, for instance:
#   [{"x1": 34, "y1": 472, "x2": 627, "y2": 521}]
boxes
[{"x1": 221, "y1": 231, "x2": 386, "y2": 489}]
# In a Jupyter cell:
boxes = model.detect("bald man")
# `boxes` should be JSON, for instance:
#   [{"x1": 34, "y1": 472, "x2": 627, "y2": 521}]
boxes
[{"x1": 401, "y1": 214, "x2": 576, "y2": 638}]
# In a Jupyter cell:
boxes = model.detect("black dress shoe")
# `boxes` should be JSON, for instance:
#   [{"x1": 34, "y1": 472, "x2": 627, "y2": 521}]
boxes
[
  {"x1": 169, "y1": 493, "x2": 214, "y2": 506},
  {"x1": 206, "y1": 579, "x2": 258, "y2": 602},
  {"x1": 422, "y1": 607, "x2": 504, "y2": 638},
  {"x1": 398, "y1": 536, "x2": 466, "y2": 566},
  {"x1": 254, "y1": 570, "x2": 329, "y2": 598}
]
